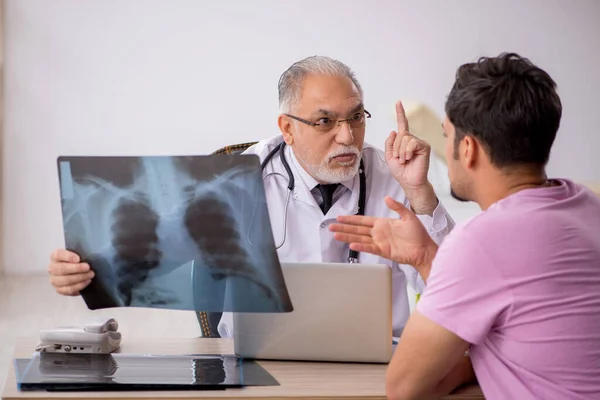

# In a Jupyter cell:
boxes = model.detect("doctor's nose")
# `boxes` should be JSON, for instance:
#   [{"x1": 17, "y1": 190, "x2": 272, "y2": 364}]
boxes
[{"x1": 335, "y1": 122, "x2": 354, "y2": 145}]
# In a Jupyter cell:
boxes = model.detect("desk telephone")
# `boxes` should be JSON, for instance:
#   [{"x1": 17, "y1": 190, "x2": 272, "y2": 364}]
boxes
[{"x1": 35, "y1": 317, "x2": 122, "y2": 354}]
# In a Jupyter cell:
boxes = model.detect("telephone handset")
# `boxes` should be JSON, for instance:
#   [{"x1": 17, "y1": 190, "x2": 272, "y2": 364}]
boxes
[{"x1": 35, "y1": 317, "x2": 122, "y2": 354}]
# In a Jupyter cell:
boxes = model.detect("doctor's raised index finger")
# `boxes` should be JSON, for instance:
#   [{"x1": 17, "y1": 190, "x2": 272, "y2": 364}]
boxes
[{"x1": 396, "y1": 101, "x2": 410, "y2": 135}]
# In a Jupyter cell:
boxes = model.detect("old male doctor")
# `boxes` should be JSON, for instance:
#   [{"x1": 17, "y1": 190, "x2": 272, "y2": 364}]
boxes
[{"x1": 47, "y1": 56, "x2": 455, "y2": 338}]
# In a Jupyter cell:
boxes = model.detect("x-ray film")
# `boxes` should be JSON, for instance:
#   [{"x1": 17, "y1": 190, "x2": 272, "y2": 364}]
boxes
[
  {"x1": 56, "y1": 154, "x2": 292, "y2": 313},
  {"x1": 15, "y1": 352, "x2": 279, "y2": 391}
]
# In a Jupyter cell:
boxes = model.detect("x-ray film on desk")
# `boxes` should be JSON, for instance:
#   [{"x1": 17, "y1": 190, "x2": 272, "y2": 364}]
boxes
[
  {"x1": 14, "y1": 352, "x2": 279, "y2": 391},
  {"x1": 56, "y1": 154, "x2": 292, "y2": 313}
]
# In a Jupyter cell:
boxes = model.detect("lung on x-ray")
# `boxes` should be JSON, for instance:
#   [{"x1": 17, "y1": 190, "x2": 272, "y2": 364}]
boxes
[{"x1": 56, "y1": 154, "x2": 292, "y2": 313}]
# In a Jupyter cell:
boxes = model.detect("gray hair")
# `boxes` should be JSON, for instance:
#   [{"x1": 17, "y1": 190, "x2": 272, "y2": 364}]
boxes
[{"x1": 278, "y1": 56, "x2": 364, "y2": 113}]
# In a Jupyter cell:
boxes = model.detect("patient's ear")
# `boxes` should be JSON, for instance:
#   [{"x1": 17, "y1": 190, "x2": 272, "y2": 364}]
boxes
[
  {"x1": 461, "y1": 136, "x2": 479, "y2": 170},
  {"x1": 278, "y1": 115, "x2": 295, "y2": 146}
]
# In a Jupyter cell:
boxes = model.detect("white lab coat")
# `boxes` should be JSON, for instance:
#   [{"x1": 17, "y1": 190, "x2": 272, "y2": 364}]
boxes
[{"x1": 217, "y1": 134, "x2": 455, "y2": 338}]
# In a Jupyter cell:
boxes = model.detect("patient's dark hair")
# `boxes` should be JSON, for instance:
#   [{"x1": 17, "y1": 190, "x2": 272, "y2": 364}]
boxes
[{"x1": 445, "y1": 52, "x2": 562, "y2": 170}]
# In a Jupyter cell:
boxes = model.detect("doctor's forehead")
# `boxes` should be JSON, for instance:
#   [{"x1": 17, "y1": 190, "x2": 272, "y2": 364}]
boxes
[{"x1": 297, "y1": 74, "x2": 362, "y2": 116}]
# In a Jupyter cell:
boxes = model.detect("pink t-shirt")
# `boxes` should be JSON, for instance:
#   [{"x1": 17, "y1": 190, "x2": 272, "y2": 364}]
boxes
[{"x1": 417, "y1": 179, "x2": 600, "y2": 400}]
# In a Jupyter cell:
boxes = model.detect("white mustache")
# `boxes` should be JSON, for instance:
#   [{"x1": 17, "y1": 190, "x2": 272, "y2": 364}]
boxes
[{"x1": 325, "y1": 146, "x2": 360, "y2": 162}]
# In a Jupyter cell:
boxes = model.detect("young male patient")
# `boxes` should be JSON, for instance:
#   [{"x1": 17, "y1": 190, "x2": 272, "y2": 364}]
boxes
[{"x1": 330, "y1": 52, "x2": 600, "y2": 400}]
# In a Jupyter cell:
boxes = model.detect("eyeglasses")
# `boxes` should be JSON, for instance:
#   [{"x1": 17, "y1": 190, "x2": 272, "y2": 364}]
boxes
[{"x1": 284, "y1": 110, "x2": 371, "y2": 134}]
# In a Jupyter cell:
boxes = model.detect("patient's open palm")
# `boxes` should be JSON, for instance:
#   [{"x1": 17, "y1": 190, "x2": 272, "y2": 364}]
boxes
[{"x1": 329, "y1": 197, "x2": 435, "y2": 268}]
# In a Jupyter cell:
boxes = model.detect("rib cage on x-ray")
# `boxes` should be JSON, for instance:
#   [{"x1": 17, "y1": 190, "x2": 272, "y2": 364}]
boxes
[{"x1": 56, "y1": 154, "x2": 292, "y2": 313}]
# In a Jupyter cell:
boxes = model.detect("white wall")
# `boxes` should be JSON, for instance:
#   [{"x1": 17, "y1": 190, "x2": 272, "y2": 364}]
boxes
[
  {"x1": 3, "y1": 0, "x2": 600, "y2": 275},
  {"x1": 0, "y1": 0, "x2": 4, "y2": 276}
]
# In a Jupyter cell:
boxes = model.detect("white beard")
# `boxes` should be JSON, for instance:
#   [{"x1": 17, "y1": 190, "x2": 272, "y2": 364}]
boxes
[{"x1": 299, "y1": 146, "x2": 361, "y2": 184}]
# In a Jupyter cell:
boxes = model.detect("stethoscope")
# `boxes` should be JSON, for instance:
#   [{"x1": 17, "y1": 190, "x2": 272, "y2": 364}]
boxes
[{"x1": 256, "y1": 141, "x2": 366, "y2": 263}]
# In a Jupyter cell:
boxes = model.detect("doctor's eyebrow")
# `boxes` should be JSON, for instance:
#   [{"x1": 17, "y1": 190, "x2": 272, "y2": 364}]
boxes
[{"x1": 310, "y1": 103, "x2": 365, "y2": 119}]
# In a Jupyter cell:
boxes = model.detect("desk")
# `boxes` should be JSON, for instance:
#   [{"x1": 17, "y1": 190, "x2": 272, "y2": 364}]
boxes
[{"x1": 2, "y1": 338, "x2": 484, "y2": 399}]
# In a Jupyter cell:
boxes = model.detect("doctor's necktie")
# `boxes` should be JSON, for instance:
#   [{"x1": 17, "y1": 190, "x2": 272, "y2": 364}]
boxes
[{"x1": 316, "y1": 183, "x2": 340, "y2": 214}]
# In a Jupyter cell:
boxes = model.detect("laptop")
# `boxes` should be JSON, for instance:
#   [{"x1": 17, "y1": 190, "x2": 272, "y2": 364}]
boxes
[{"x1": 233, "y1": 262, "x2": 393, "y2": 363}]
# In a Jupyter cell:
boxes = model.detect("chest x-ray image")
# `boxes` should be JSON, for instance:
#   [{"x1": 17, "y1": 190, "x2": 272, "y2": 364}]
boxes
[{"x1": 56, "y1": 154, "x2": 292, "y2": 314}]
